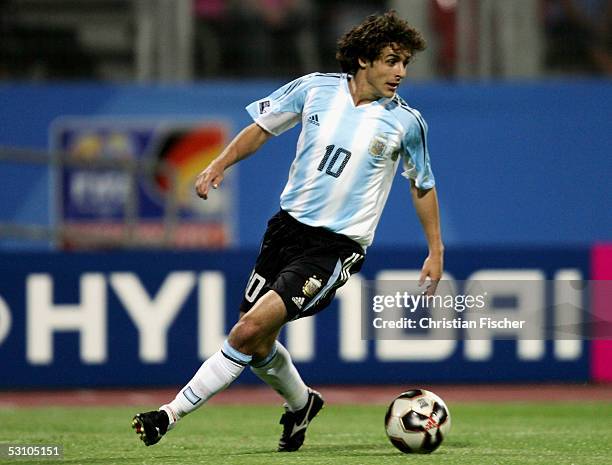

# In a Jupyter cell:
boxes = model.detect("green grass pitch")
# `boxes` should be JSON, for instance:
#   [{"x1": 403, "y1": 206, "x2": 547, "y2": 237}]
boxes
[{"x1": 1, "y1": 402, "x2": 611, "y2": 465}]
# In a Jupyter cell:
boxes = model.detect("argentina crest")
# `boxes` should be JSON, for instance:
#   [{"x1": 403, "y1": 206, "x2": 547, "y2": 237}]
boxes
[
  {"x1": 368, "y1": 134, "x2": 388, "y2": 158},
  {"x1": 302, "y1": 275, "x2": 322, "y2": 298}
]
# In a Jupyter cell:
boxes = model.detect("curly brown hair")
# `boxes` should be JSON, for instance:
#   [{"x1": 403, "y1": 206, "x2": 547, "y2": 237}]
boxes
[{"x1": 336, "y1": 10, "x2": 426, "y2": 74}]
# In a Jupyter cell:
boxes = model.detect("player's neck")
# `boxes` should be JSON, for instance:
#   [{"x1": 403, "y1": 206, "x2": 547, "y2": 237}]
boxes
[{"x1": 348, "y1": 73, "x2": 379, "y2": 107}]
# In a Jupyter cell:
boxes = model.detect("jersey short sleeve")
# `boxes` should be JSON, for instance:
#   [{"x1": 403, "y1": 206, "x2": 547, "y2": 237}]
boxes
[
  {"x1": 245, "y1": 74, "x2": 313, "y2": 136},
  {"x1": 400, "y1": 109, "x2": 435, "y2": 190}
]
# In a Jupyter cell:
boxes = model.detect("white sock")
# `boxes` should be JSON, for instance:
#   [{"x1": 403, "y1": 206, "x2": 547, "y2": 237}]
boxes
[
  {"x1": 250, "y1": 341, "x2": 309, "y2": 412},
  {"x1": 160, "y1": 340, "x2": 251, "y2": 426}
]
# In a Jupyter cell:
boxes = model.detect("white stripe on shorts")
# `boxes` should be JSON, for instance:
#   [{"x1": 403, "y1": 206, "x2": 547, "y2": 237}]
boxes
[{"x1": 300, "y1": 252, "x2": 362, "y2": 315}]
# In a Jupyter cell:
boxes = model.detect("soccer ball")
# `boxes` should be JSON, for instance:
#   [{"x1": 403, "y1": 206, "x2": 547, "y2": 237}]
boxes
[{"x1": 384, "y1": 389, "x2": 451, "y2": 454}]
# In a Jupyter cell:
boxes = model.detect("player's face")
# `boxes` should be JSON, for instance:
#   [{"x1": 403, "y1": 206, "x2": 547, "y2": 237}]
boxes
[{"x1": 360, "y1": 45, "x2": 411, "y2": 99}]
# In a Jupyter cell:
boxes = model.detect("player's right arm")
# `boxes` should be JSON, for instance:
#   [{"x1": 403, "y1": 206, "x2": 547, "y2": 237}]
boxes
[
  {"x1": 197, "y1": 73, "x2": 315, "y2": 199},
  {"x1": 195, "y1": 123, "x2": 272, "y2": 200}
]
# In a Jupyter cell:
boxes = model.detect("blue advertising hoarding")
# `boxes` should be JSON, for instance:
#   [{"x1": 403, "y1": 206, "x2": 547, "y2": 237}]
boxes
[{"x1": 0, "y1": 247, "x2": 591, "y2": 388}]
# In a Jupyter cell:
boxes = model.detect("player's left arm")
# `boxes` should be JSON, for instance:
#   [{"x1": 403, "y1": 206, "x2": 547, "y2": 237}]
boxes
[{"x1": 410, "y1": 180, "x2": 444, "y2": 295}]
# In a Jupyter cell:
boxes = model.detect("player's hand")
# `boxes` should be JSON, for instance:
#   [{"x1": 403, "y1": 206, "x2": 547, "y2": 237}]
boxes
[
  {"x1": 195, "y1": 162, "x2": 224, "y2": 200},
  {"x1": 419, "y1": 253, "x2": 443, "y2": 296}
]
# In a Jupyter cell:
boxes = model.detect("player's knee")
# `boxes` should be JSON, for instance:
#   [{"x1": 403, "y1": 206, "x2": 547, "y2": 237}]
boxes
[{"x1": 227, "y1": 317, "x2": 265, "y2": 354}]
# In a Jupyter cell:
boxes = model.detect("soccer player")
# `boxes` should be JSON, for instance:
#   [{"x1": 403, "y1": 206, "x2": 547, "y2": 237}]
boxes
[{"x1": 132, "y1": 10, "x2": 443, "y2": 452}]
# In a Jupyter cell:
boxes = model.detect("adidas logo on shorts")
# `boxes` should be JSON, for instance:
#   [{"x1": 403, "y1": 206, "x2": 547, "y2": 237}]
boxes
[
  {"x1": 292, "y1": 296, "x2": 305, "y2": 309},
  {"x1": 307, "y1": 114, "x2": 320, "y2": 126}
]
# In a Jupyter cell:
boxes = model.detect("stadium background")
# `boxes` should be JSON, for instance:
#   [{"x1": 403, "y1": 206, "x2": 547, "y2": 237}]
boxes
[{"x1": 1, "y1": 0, "x2": 611, "y2": 427}]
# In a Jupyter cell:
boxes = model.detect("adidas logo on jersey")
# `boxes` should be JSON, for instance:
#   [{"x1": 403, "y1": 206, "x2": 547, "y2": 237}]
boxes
[
  {"x1": 292, "y1": 296, "x2": 305, "y2": 309},
  {"x1": 307, "y1": 114, "x2": 320, "y2": 126}
]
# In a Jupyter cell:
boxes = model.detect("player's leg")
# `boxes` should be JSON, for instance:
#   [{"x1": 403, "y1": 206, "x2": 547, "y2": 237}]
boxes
[
  {"x1": 226, "y1": 290, "x2": 287, "y2": 358},
  {"x1": 249, "y1": 219, "x2": 364, "y2": 451},
  {"x1": 240, "y1": 269, "x2": 318, "y2": 440},
  {"x1": 231, "y1": 283, "x2": 317, "y2": 452},
  {"x1": 250, "y1": 335, "x2": 324, "y2": 452},
  {"x1": 163, "y1": 290, "x2": 287, "y2": 414},
  {"x1": 132, "y1": 290, "x2": 288, "y2": 446},
  {"x1": 250, "y1": 338, "x2": 309, "y2": 412},
  {"x1": 132, "y1": 212, "x2": 289, "y2": 446},
  {"x1": 245, "y1": 262, "x2": 362, "y2": 451},
  {"x1": 235, "y1": 304, "x2": 322, "y2": 452}
]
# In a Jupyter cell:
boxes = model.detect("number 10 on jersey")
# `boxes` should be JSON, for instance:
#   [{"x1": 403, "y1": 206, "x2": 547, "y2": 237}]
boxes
[{"x1": 317, "y1": 145, "x2": 352, "y2": 178}]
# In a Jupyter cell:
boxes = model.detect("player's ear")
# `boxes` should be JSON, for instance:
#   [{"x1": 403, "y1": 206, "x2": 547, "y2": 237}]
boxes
[{"x1": 357, "y1": 57, "x2": 368, "y2": 69}]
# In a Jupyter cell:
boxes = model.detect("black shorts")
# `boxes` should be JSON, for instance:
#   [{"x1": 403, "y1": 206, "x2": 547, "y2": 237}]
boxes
[{"x1": 239, "y1": 209, "x2": 365, "y2": 320}]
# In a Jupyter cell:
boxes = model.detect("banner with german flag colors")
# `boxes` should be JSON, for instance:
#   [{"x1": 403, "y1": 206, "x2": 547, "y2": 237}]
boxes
[{"x1": 51, "y1": 118, "x2": 234, "y2": 249}]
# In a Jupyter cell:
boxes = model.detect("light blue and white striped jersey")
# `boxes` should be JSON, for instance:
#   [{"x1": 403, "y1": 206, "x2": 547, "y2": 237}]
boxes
[{"x1": 246, "y1": 72, "x2": 435, "y2": 248}]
